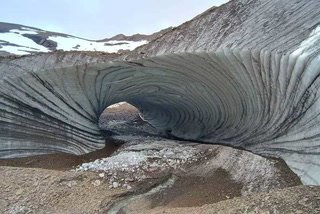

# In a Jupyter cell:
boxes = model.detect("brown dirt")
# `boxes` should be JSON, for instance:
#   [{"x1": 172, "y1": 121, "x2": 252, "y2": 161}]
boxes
[
  {"x1": 0, "y1": 140, "x2": 120, "y2": 170},
  {"x1": 0, "y1": 164, "x2": 311, "y2": 214},
  {"x1": 148, "y1": 169, "x2": 242, "y2": 208},
  {"x1": 0, "y1": 146, "x2": 305, "y2": 214},
  {"x1": 142, "y1": 186, "x2": 320, "y2": 214},
  {"x1": 0, "y1": 166, "x2": 125, "y2": 214}
]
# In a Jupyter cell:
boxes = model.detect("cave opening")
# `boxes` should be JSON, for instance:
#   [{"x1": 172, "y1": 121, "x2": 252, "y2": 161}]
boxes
[{"x1": 98, "y1": 102, "x2": 158, "y2": 140}]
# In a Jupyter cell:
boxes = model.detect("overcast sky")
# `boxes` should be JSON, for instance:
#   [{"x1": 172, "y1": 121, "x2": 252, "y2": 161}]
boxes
[{"x1": 1, "y1": 0, "x2": 228, "y2": 40}]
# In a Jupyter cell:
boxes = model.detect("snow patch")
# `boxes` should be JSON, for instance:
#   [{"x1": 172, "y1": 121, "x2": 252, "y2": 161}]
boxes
[
  {"x1": 0, "y1": 30, "x2": 49, "y2": 55},
  {"x1": 48, "y1": 35, "x2": 148, "y2": 52},
  {"x1": 0, "y1": 45, "x2": 31, "y2": 55},
  {"x1": 10, "y1": 28, "x2": 39, "y2": 35},
  {"x1": 0, "y1": 28, "x2": 148, "y2": 55}
]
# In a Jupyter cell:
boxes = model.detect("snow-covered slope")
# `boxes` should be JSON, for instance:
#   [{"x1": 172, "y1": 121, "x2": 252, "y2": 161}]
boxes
[
  {"x1": 47, "y1": 36, "x2": 147, "y2": 52},
  {"x1": 0, "y1": 27, "x2": 50, "y2": 55},
  {"x1": 0, "y1": 22, "x2": 148, "y2": 56}
]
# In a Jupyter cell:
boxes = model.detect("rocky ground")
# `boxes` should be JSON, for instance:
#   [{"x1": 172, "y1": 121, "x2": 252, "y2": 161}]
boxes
[
  {"x1": 0, "y1": 142, "x2": 305, "y2": 214},
  {"x1": 0, "y1": 103, "x2": 319, "y2": 213},
  {"x1": 142, "y1": 185, "x2": 320, "y2": 214}
]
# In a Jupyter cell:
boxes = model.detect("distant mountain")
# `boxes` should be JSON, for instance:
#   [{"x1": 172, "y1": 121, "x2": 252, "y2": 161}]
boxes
[
  {"x1": 100, "y1": 27, "x2": 173, "y2": 42},
  {"x1": 0, "y1": 22, "x2": 155, "y2": 56}
]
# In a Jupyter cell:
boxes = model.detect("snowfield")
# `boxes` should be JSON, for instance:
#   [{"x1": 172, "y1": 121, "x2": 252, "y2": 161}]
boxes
[
  {"x1": 0, "y1": 27, "x2": 148, "y2": 55},
  {"x1": 0, "y1": 28, "x2": 49, "y2": 55},
  {"x1": 48, "y1": 36, "x2": 148, "y2": 52}
]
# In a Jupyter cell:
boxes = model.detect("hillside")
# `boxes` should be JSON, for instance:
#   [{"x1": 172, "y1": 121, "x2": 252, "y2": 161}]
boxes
[
  {"x1": 128, "y1": 0, "x2": 320, "y2": 59},
  {"x1": 0, "y1": 22, "x2": 150, "y2": 56}
]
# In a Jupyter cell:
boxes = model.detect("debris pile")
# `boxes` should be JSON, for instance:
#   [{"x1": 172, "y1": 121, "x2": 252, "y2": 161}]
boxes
[{"x1": 76, "y1": 140, "x2": 204, "y2": 189}]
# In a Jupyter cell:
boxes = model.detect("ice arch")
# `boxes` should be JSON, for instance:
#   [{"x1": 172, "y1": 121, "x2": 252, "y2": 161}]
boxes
[{"x1": 0, "y1": 49, "x2": 320, "y2": 184}]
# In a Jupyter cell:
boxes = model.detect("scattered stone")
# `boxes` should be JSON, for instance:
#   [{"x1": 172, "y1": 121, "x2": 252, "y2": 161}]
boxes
[
  {"x1": 15, "y1": 189, "x2": 23, "y2": 195},
  {"x1": 76, "y1": 140, "x2": 204, "y2": 185},
  {"x1": 112, "y1": 182, "x2": 119, "y2": 188},
  {"x1": 92, "y1": 180, "x2": 101, "y2": 187},
  {"x1": 66, "y1": 181, "x2": 77, "y2": 188}
]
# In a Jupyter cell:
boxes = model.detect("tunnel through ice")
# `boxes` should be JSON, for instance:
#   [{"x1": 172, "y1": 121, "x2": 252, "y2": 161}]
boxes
[
  {"x1": 98, "y1": 102, "x2": 157, "y2": 138},
  {"x1": 1, "y1": 49, "x2": 320, "y2": 184}
]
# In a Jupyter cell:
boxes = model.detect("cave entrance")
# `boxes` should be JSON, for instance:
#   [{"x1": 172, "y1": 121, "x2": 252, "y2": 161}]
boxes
[{"x1": 98, "y1": 102, "x2": 156, "y2": 139}]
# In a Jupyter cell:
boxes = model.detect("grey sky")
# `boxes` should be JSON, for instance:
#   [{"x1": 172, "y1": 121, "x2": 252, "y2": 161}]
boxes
[{"x1": 1, "y1": 0, "x2": 228, "y2": 40}]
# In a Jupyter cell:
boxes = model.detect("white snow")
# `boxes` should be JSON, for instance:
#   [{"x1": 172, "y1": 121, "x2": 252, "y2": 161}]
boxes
[
  {"x1": 47, "y1": 35, "x2": 148, "y2": 52},
  {"x1": 10, "y1": 28, "x2": 39, "y2": 35},
  {"x1": 0, "y1": 30, "x2": 49, "y2": 55},
  {"x1": 0, "y1": 45, "x2": 31, "y2": 55},
  {"x1": 0, "y1": 28, "x2": 148, "y2": 55}
]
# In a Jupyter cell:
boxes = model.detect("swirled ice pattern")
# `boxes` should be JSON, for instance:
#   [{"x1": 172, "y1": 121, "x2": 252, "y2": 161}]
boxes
[
  {"x1": 1, "y1": 0, "x2": 320, "y2": 185},
  {"x1": 1, "y1": 46, "x2": 320, "y2": 184}
]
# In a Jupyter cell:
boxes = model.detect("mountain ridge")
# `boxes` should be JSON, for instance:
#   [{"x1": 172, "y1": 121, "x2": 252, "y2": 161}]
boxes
[{"x1": 0, "y1": 21, "x2": 168, "y2": 56}]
